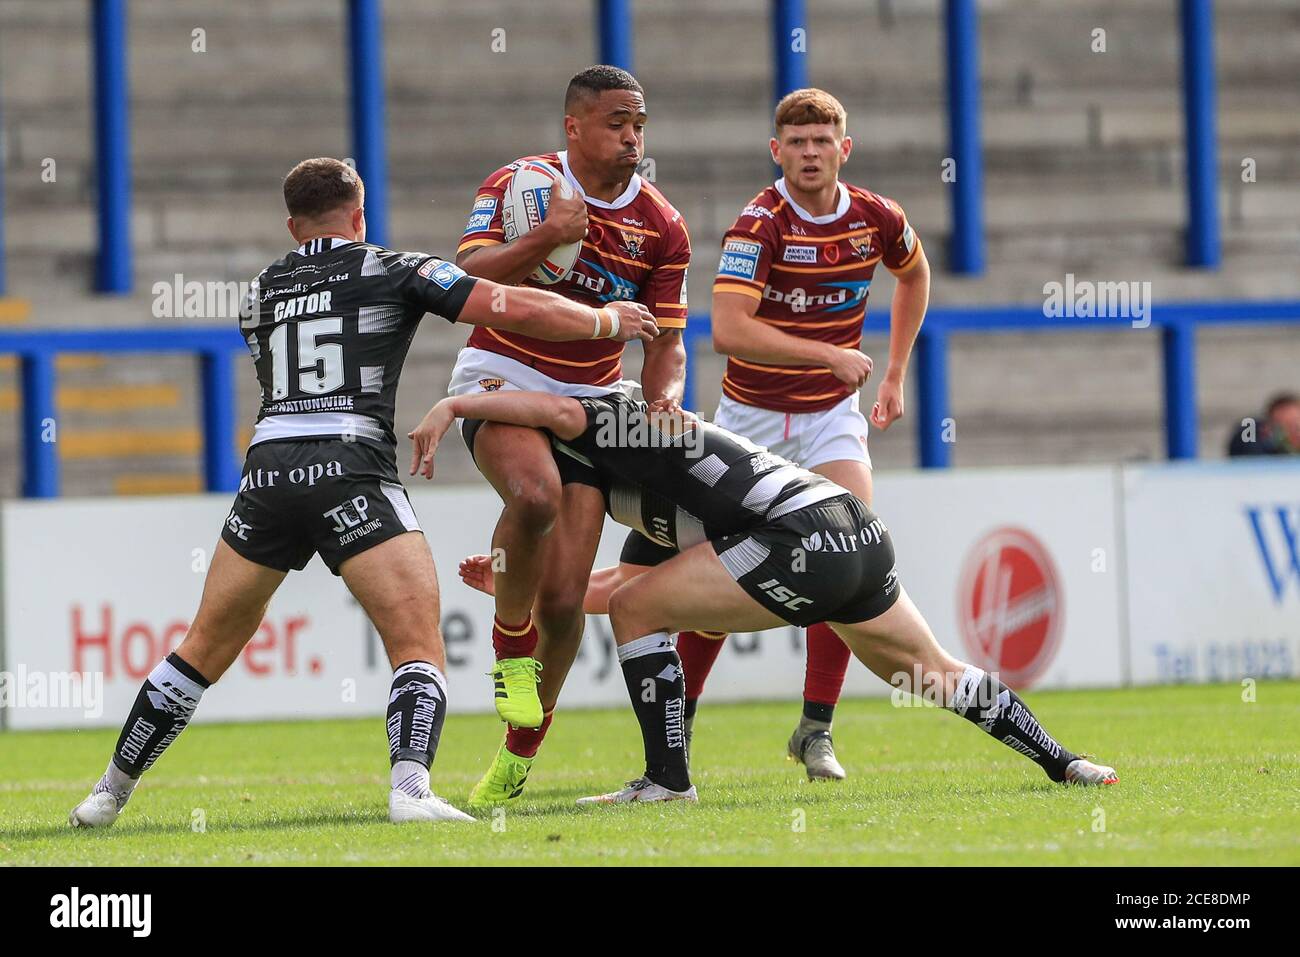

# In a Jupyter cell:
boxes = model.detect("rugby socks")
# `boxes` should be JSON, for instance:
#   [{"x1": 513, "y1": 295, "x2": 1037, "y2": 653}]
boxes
[
  {"x1": 505, "y1": 710, "x2": 553, "y2": 758},
  {"x1": 109, "y1": 653, "x2": 210, "y2": 782},
  {"x1": 948, "y1": 666, "x2": 1077, "y2": 782},
  {"x1": 492, "y1": 613, "x2": 539, "y2": 659},
  {"x1": 618, "y1": 631, "x2": 690, "y2": 793},
  {"x1": 386, "y1": 661, "x2": 447, "y2": 797},
  {"x1": 803, "y1": 622, "x2": 850, "y2": 720}
]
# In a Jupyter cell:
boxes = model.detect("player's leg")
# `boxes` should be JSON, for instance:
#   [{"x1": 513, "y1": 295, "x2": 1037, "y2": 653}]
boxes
[
  {"x1": 579, "y1": 542, "x2": 788, "y2": 805},
  {"x1": 338, "y1": 531, "x2": 472, "y2": 822},
  {"x1": 70, "y1": 539, "x2": 286, "y2": 828},
  {"x1": 466, "y1": 419, "x2": 562, "y2": 728},
  {"x1": 616, "y1": 529, "x2": 725, "y2": 757},
  {"x1": 828, "y1": 590, "x2": 1117, "y2": 786},
  {"x1": 470, "y1": 482, "x2": 606, "y2": 806},
  {"x1": 788, "y1": 456, "x2": 873, "y2": 780}
]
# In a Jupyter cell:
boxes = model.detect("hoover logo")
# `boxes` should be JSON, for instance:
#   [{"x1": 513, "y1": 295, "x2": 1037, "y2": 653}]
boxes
[
  {"x1": 957, "y1": 527, "x2": 1063, "y2": 688},
  {"x1": 1245, "y1": 505, "x2": 1300, "y2": 603}
]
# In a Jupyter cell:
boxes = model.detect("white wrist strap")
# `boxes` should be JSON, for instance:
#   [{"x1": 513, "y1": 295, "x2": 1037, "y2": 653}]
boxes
[{"x1": 590, "y1": 306, "x2": 621, "y2": 339}]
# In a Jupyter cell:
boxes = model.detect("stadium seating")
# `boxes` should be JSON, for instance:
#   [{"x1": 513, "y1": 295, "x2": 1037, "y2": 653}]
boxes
[{"x1": 1, "y1": 0, "x2": 1299, "y2": 494}]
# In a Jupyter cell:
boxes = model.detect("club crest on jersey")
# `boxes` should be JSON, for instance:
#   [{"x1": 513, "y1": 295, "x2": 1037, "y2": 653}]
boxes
[
  {"x1": 620, "y1": 230, "x2": 646, "y2": 259},
  {"x1": 477, "y1": 377, "x2": 506, "y2": 392},
  {"x1": 848, "y1": 236, "x2": 873, "y2": 259},
  {"x1": 418, "y1": 259, "x2": 467, "y2": 290},
  {"x1": 823, "y1": 243, "x2": 841, "y2": 265}
]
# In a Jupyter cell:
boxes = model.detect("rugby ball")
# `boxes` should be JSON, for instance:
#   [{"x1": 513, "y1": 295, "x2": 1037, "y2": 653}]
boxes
[{"x1": 502, "y1": 161, "x2": 583, "y2": 285}]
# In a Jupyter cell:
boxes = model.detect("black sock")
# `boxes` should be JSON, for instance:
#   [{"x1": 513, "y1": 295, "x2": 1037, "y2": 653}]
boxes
[
  {"x1": 684, "y1": 697, "x2": 699, "y2": 721},
  {"x1": 111, "y1": 652, "x2": 210, "y2": 777},
  {"x1": 803, "y1": 700, "x2": 834, "y2": 724},
  {"x1": 949, "y1": 666, "x2": 1076, "y2": 781},
  {"x1": 618, "y1": 632, "x2": 690, "y2": 792},
  {"x1": 386, "y1": 661, "x2": 447, "y2": 767}
]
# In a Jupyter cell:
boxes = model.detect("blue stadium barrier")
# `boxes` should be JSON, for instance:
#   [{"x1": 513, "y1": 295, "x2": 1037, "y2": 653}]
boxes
[
  {"x1": 92, "y1": 0, "x2": 132, "y2": 293},
  {"x1": 348, "y1": 0, "x2": 390, "y2": 248},
  {"x1": 597, "y1": 0, "x2": 634, "y2": 70},
  {"x1": 0, "y1": 328, "x2": 245, "y2": 498},
  {"x1": 2, "y1": 302, "x2": 1299, "y2": 497},
  {"x1": 681, "y1": 300, "x2": 1300, "y2": 468},
  {"x1": 771, "y1": 0, "x2": 808, "y2": 102},
  {"x1": 1180, "y1": 0, "x2": 1221, "y2": 268},
  {"x1": 944, "y1": 0, "x2": 985, "y2": 276}
]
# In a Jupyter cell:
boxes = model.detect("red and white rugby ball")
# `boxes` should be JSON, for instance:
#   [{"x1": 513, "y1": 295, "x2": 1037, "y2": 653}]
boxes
[{"x1": 501, "y1": 161, "x2": 583, "y2": 285}]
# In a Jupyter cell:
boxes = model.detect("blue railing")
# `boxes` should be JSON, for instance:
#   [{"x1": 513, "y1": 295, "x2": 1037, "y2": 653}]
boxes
[
  {"x1": 0, "y1": 328, "x2": 244, "y2": 498},
  {"x1": 682, "y1": 300, "x2": 1300, "y2": 468},
  {"x1": 4, "y1": 300, "x2": 1298, "y2": 497}
]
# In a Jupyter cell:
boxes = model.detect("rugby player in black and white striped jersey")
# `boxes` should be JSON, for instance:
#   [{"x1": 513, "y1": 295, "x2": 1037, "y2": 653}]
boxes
[{"x1": 69, "y1": 157, "x2": 658, "y2": 828}]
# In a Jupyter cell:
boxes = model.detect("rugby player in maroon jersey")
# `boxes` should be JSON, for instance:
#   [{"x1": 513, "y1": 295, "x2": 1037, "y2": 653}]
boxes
[{"x1": 449, "y1": 66, "x2": 691, "y2": 805}]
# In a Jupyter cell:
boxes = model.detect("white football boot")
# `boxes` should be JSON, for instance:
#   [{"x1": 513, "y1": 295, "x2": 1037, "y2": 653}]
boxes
[
  {"x1": 577, "y1": 776, "x2": 699, "y2": 805},
  {"x1": 389, "y1": 789, "x2": 476, "y2": 823},
  {"x1": 69, "y1": 788, "x2": 127, "y2": 829},
  {"x1": 1064, "y1": 757, "x2": 1119, "y2": 786}
]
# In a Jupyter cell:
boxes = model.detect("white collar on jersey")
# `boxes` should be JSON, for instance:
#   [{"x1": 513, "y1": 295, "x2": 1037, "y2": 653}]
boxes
[
  {"x1": 557, "y1": 149, "x2": 643, "y2": 210},
  {"x1": 296, "y1": 236, "x2": 357, "y2": 255},
  {"x1": 775, "y1": 177, "x2": 850, "y2": 225}
]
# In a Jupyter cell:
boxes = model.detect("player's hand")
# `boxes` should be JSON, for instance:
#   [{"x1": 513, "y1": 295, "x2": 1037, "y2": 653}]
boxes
[
  {"x1": 541, "y1": 184, "x2": 588, "y2": 245},
  {"x1": 458, "y1": 554, "x2": 496, "y2": 597},
  {"x1": 871, "y1": 374, "x2": 905, "y2": 430},
  {"x1": 825, "y1": 347, "x2": 874, "y2": 388},
  {"x1": 607, "y1": 301, "x2": 660, "y2": 343},
  {"x1": 407, "y1": 398, "x2": 457, "y2": 479},
  {"x1": 647, "y1": 397, "x2": 682, "y2": 415}
]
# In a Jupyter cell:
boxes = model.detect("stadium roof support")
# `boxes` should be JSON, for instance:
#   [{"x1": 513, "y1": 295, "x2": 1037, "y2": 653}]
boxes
[
  {"x1": 92, "y1": 0, "x2": 133, "y2": 294},
  {"x1": 944, "y1": 0, "x2": 985, "y2": 276},
  {"x1": 771, "y1": 0, "x2": 808, "y2": 103},
  {"x1": 597, "y1": 0, "x2": 634, "y2": 71},
  {"x1": 348, "y1": 0, "x2": 390, "y2": 248},
  {"x1": 1180, "y1": 0, "x2": 1221, "y2": 269}
]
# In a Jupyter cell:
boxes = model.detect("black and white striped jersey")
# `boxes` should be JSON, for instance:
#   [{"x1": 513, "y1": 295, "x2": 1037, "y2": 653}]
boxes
[
  {"x1": 239, "y1": 237, "x2": 478, "y2": 452},
  {"x1": 554, "y1": 393, "x2": 845, "y2": 549}
]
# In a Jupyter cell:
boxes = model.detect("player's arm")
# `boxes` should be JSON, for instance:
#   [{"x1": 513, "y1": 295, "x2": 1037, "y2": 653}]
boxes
[
  {"x1": 640, "y1": 329, "x2": 685, "y2": 404},
  {"x1": 456, "y1": 280, "x2": 658, "y2": 344},
  {"x1": 408, "y1": 391, "x2": 586, "y2": 478},
  {"x1": 872, "y1": 215, "x2": 931, "y2": 430},
  {"x1": 711, "y1": 290, "x2": 873, "y2": 388},
  {"x1": 638, "y1": 220, "x2": 691, "y2": 403}
]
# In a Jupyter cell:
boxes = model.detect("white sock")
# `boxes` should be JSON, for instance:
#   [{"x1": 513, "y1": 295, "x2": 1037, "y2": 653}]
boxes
[
  {"x1": 391, "y1": 759, "x2": 430, "y2": 798},
  {"x1": 93, "y1": 760, "x2": 140, "y2": 807}
]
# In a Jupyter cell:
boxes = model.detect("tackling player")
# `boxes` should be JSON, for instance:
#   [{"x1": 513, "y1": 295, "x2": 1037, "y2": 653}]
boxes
[
  {"x1": 409, "y1": 391, "x2": 1118, "y2": 805},
  {"x1": 450, "y1": 66, "x2": 690, "y2": 805},
  {"x1": 68, "y1": 157, "x2": 657, "y2": 829},
  {"x1": 616, "y1": 88, "x2": 930, "y2": 780}
]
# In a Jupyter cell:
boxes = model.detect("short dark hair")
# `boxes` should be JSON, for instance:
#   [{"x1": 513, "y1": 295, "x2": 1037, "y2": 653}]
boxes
[
  {"x1": 283, "y1": 157, "x2": 364, "y2": 219},
  {"x1": 1267, "y1": 392, "x2": 1300, "y2": 417},
  {"x1": 564, "y1": 64, "x2": 643, "y2": 113}
]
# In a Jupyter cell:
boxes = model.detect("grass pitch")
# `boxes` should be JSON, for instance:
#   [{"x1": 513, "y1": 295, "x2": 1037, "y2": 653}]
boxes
[{"x1": 2, "y1": 682, "x2": 1297, "y2": 866}]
